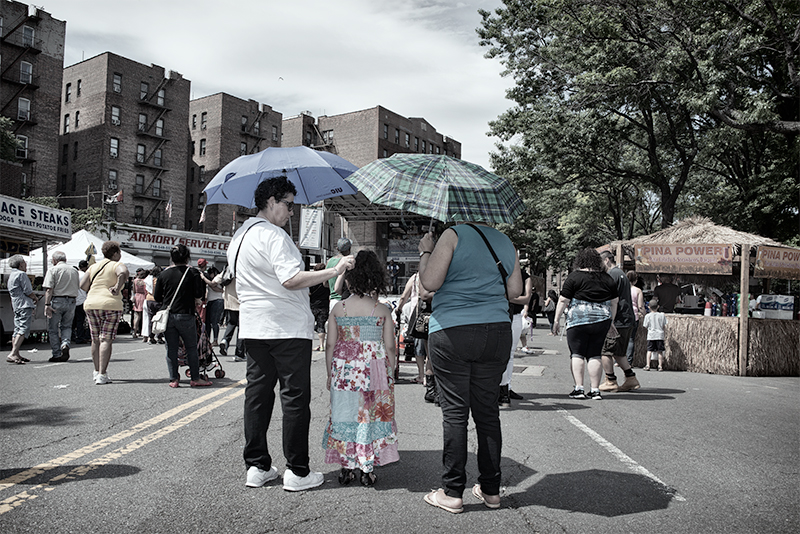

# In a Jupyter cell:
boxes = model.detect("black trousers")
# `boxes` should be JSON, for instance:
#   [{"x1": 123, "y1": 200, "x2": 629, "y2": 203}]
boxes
[
  {"x1": 429, "y1": 322, "x2": 511, "y2": 498},
  {"x1": 242, "y1": 338, "x2": 313, "y2": 477}
]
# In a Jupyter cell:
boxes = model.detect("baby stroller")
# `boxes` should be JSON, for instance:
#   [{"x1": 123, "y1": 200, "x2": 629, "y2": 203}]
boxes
[{"x1": 178, "y1": 313, "x2": 226, "y2": 380}]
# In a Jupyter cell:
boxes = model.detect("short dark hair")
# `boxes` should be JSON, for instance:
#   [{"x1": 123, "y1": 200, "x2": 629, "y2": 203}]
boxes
[
  {"x1": 101, "y1": 241, "x2": 121, "y2": 259},
  {"x1": 254, "y1": 176, "x2": 297, "y2": 211},
  {"x1": 573, "y1": 248, "x2": 603, "y2": 271},
  {"x1": 344, "y1": 250, "x2": 387, "y2": 297},
  {"x1": 170, "y1": 244, "x2": 191, "y2": 265},
  {"x1": 626, "y1": 271, "x2": 638, "y2": 284},
  {"x1": 78, "y1": 260, "x2": 89, "y2": 270},
  {"x1": 599, "y1": 250, "x2": 615, "y2": 264}
]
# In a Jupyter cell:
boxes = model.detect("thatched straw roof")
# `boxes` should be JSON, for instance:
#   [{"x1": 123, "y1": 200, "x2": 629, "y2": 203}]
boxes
[{"x1": 619, "y1": 217, "x2": 783, "y2": 252}]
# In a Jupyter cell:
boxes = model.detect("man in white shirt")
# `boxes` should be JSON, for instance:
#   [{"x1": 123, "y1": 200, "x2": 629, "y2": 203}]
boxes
[
  {"x1": 231, "y1": 177, "x2": 353, "y2": 492},
  {"x1": 43, "y1": 251, "x2": 81, "y2": 362}
]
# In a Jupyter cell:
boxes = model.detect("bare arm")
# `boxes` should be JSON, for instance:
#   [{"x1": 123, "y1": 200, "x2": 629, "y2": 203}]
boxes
[
  {"x1": 283, "y1": 255, "x2": 354, "y2": 290},
  {"x1": 417, "y1": 230, "x2": 456, "y2": 292},
  {"x1": 380, "y1": 304, "x2": 397, "y2": 369},
  {"x1": 324, "y1": 302, "x2": 342, "y2": 391},
  {"x1": 509, "y1": 268, "x2": 532, "y2": 305},
  {"x1": 552, "y1": 295, "x2": 570, "y2": 334},
  {"x1": 109, "y1": 263, "x2": 129, "y2": 297}
]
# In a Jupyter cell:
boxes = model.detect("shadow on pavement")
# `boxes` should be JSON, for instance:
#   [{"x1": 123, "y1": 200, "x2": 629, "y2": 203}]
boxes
[
  {"x1": 0, "y1": 464, "x2": 141, "y2": 486},
  {"x1": 513, "y1": 468, "x2": 676, "y2": 516},
  {"x1": 0, "y1": 403, "x2": 82, "y2": 428}
]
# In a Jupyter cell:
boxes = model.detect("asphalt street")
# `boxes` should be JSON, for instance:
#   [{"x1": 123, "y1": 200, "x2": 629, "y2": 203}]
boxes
[{"x1": 1, "y1": 319, "x2": 798, "y2": 534}]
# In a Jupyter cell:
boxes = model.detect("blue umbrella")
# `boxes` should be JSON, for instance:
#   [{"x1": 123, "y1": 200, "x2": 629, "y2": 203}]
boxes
[{"x1": 203, "y1": 146, "x2": 359, "y2": 209}]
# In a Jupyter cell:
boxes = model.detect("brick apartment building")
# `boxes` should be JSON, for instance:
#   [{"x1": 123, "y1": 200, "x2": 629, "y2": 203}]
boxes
[
  {"x1": 188, "y1": 93, "x2": 281, "y2": 235},
  {"x1": 59, "y1": 52, "x2": 191, "y2": 228},
  {"x1": 0, "y1": 2, "x2": 65, "y2": 198},
  {"x1": 282, "y1": 105, "x2": 462, "y2": 267}
]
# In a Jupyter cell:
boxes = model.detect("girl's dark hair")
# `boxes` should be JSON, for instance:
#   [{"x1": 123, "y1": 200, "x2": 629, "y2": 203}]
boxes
[
  {"x1": 573, "y1": 248, "x2": 603, "y2": 271},
  {"x1": 206, "y1": 266, "x2": 219, "y2": 277},
  {"x1": 254, "y1": 176, "x2": 297, "y2": 211},
  {"x1": 344, "y1": 250, "x2": 387, "y2": 297},
  {"x1": 170, "y1": 244, "x2": 191, "y2": 265},
  {"x1": 548, "y1": 289, "x2": 558, "y2": 300}
]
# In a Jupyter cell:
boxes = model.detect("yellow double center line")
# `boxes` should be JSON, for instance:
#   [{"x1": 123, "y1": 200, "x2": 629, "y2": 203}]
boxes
[{"x1": 0, "y1": 379, "x2": 246, "y2": 515}]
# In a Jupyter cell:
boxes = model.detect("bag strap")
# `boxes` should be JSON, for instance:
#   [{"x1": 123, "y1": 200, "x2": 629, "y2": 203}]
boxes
[
  {"x1": 232, "y1": 220, "x2": 269, "y2": 278},
  {"x1": 465, "y1": 223, "x2": 510, "y2": 300},
  {"x1": 90, "y1": 260, "x2": 110, "y2": 285},
  {"x1": 164, "y1": 266, "x2": 190, "y2": 312}
]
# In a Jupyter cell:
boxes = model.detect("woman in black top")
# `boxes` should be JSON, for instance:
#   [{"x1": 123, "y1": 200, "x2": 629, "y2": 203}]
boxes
[{"x1": 154, "y1": 244, "x2": 211, "y2": 388}]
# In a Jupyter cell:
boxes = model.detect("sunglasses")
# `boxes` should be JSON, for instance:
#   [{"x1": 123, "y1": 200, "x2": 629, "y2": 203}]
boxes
[{"x1": 279, "y1": 199, "x2": 295, "y2": 211}]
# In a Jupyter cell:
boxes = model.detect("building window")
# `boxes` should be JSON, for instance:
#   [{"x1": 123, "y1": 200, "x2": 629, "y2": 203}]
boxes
[
  {"x1": 153, "y1": 209, "x2": 161, "y2": 227},
  {"x1": 157, "y1": 88, "x2": 165, "y2": 106},
  {"x1": 21, "y1": 172, "x2": 28, "y2": 196},
  {"x1": 395, "y1": 128, "x2": 400, "y2": 144},
  {"x1": 65, "y1": 83, "x2": 71, "y2": 102},
  {"x1": 111, "y1": 106, "x2": 121, "y2": 126},
  {"x1": 22, "y1": 25, "x2": 34, "y2": 47},
  {"x1": 134, "y1": 206, "x2": 143, "y2": 224},
  {"x1": 189, "y1": 194, "x2": 193, "y2": 209},
  {"x1": 272, "y1": 125, "x2": 278, "y2": 142},
  {"x1": 140, "y1": 82, "x2": 148, "y2": 100},
  {"x1": 137, "y1": 144, "x2": 146, "y2": 163},
  {"x1": 383, "y1": 149, "x2": 388, "y2": 158},
  {"x1": 199, "y1": 139, "x2": 206, "y2": 156},
  {"x1": 77, "y1": 79, "x2": 81, "y2": 96},
  {"x1": 190, "y1": 167, "x2": 195, "y2": 182},
  {"x1": 152, "y1": 178, "x2": 161, "y2": 197},
  {"x1": 74, "y1": 110, "x2": 80, "y2": 128},
  {"x1": 422, "y1": 140, "x2": 426, "y2": 153},
  {"x1": 135, "y1": 175, "x2": 144, "y2": 194},
  {"x1": 108, "y1": 170, "x2": 118, "y2": 190},
  {"x1": 201, "y1": 112, "x2": 207, "y2": 129},
  {"x1": 192, "y1": 114, "x2": 196, "y2": 129},
  {"x1": 241, "y1": 116, "x2": 247, "y2": 132},
  {"x1": 430, "y1": 144, "x2": 435, "y2": 154},
  {"x1": 110, "y1": 138, "x2": 119, "y2": 158},
  {"x1": 155, "y1": 119, "x2": 164, "y2": 137},
  {"x1": 322, "y1": 130, "x2": 333, "y2": 144},
  {"x1": 191, "y1": 141, "x2": 195, "y2": 155},
  {"x1": 414, "y1": 137, "x2": 419, "y2": 151},
  {"x1": 254, "y1": 120, "x2": 260, "y2": 135},
  {"x1": 64, "y1": 114, "x2": 70, "y2": 134},
  {"x1": 436, "y1": 145, "x2": 441, "y2": 154},
  {"x1": 153, "y1": 148, "x2": 162, "y2": 167},
  {"x1": 197, "y1": 197, "x2": 204, "y2": 211},
  {"x1": 383, "y1": 124, "x2": 389, "y2": 139},
  {"x1": 60, "y1": 174, "x2": 67, "y2": 191},
  {"x1": 240, "y1": 142, "x2": 247, "y2": 155},
  {"x1": 17, "y1": 135, "x2": 28, "y2": 159},
  {"x1": 138, "y1": 113, "x2": 147, "y2": 131},
  {"x1": 73, "y1": 141, "x2": 78, "y2": 160},
  {"x1": 113, "y1": 73, "x2": 122, "y2": 93},
  {"x1": 199, "y1": 165, "x2": 205, "y2": 183},
  {"x1": 106, "y1": 203, "x2": 116, "y2": 221},
  {"x1": 17, "y1": 98, "x2": 30, "y2": 121},
  {"x1": 20, "y1": 62, "x2": 32, "y2": 84},
  {"x1": 62, "y1": 143, "x2": 68, "y2": 164},
  {"x1": 404, "y1": 133, "x2": 410, "y2": 147},
  {"x1": 71, "y1": 172, "x2": 77, "y2": 191}
]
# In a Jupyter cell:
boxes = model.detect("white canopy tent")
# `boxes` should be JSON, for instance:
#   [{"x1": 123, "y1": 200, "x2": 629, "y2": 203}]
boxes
[{"x1": 0, "y1": 230, "x2": 155, "y2": 275}]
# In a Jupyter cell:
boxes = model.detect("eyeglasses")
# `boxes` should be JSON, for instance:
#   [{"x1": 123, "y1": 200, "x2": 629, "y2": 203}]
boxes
[{"x1": 279, "y1": 199, "x2": 295, "y2": 211}]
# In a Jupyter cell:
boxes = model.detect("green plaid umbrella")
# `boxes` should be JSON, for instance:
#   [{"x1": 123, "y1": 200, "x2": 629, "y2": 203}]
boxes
[{"x1": 346, "y1": 154, "x2": 525, "y2": 224}]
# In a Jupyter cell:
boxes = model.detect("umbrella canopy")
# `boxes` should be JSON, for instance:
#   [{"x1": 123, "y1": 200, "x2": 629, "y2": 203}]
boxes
[
  {"x1": 203, "y1": 146, "x2": 359, "y2": 209},
  {"x1": 0, "y1": 230, "x2": 155, "y2": 275},
  {"x1": 345, "y1": 154, "x2": 525, "y2": 224}
]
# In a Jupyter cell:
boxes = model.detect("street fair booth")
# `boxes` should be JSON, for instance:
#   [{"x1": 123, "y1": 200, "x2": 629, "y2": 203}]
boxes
[
  {"x1": 0, "y1": 194, "x2": 73, "y2": 340},
  {"x1": 615, "y1": 217, "x2": 799, "y2": 377}
]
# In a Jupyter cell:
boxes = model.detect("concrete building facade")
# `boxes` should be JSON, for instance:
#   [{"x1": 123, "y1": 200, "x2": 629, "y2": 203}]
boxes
[
  {"x1": 0, "y1": 2, "x2": 65, "y2": 198},
  {"x1": 59, "y1": 52, "x2": 191, "y2": 228},
  {"x1": 189, "y1": 93, "x2": 282, "y2": 235}
]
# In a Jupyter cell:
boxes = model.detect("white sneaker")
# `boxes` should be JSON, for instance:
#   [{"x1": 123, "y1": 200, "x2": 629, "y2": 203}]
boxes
[
  {"x1": 230, "y1": 355, "x2": 246, "y2": 362},
  {"x1": 93, "y1": 370, "x2": 99, "y2": 382},
  {"x1": 282, "y1": 469, "x2": 324, "y2": 492},
  {"x1": 95, "y1": 373, "x2": 112, "y2": 385},
  {"x1": 245, "y1": 466, "x2": 279, "y2": 488}
]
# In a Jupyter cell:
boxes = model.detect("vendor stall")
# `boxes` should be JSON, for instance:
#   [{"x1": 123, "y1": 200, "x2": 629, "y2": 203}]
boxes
[{"x1": 616, "y1": 217, "x2": 798, "y2": 377}]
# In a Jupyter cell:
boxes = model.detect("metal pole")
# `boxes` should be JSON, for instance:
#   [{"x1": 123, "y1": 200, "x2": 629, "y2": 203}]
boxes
[{"x1": 738, "y1": 244, "x2": 751, "y2": 377}]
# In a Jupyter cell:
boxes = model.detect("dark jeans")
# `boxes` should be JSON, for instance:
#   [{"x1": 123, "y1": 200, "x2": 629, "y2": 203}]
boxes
[
  {"x1": 164, "y1": 313, "x2": 200, "y2": 381},
  {"x1": 429, "y1": 322, "x2": 511, "y2": 498},
  {"x1": 205, "y1": 299, "x2": 224, "y2": 342},
  {"x1": 243, "y1": 338, "x2": 313, "y2": 477},
  {"x1": 72, "y1": 303, "x2": 88, "y2": 342},
  {"x1": 223, "y1": 310, "x2": 244, "y2": 358},
  {"x1": 626, "y1": 320, "x2": 639, "y2": 364}
]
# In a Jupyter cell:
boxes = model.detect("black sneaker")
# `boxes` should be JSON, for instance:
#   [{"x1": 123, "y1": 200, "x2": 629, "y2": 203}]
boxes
[
  {"x1": 586, "y1": 390, "x2": 603, "y2": 400},
  {"x1": 509, "y1": 389, "x2": 523, "y2": 400},
  {"x1": 568, "y1": 388, "x2": 586, "y2": 399},
  {"x1": 218, "y1": 340, "x2": 227, "y2": 356},
  {"x1": 498, "y1": 394, "x2": 511, "y2": 407}
]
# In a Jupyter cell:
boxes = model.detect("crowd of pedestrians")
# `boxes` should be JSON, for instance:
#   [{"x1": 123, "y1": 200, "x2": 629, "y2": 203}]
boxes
[{"x1": 4, "y1": 174, "x2": 687, "y2": 514}]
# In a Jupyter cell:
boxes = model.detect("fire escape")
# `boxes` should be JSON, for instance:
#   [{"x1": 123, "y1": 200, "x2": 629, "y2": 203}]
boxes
[{"x1": 134, "y1": 77, "x2": 172, "y2": 225}]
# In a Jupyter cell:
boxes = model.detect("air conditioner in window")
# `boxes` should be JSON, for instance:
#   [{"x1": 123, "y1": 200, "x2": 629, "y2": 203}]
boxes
[
  {"x1": 110, "y1": 153, "x2": 118, "y2": 159},
  {"x1": 111, "y1": 118, "x2": 121, "y2": 126},
  {"x1": 201, "y1": 124, "x2": 206, "y2": 130}
]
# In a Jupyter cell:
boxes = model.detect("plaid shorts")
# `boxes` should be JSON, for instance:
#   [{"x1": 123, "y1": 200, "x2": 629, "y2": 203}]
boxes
[{"x1": 86, "y1": 309, "x2": 122, "y2": 340}]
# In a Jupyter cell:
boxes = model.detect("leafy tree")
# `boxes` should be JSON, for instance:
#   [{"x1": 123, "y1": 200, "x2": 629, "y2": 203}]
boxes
[
  {"x1": 479, "y1": 0, "x2": 799, "y2": 264},
  {"x1": 0, "y1": 116, "x2": 19, "y2": 161}
]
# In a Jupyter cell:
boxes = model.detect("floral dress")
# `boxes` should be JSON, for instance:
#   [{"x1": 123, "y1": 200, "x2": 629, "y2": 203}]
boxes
[{"x1": 323, "y1": 301, "x2": 399, "y2": 473}]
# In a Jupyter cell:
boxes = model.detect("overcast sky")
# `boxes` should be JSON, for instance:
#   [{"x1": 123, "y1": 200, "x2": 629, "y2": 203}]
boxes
[{"x1": 41, "y1": 0, "x2": 513, "y2": 169}]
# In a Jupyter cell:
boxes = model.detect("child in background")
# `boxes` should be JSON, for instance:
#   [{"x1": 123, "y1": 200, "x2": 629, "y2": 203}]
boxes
[
  {"x1": 642, "y1": 299, "x2": 667, "y2": 371},
  {"x1": 323, "y1": 250, "x2": 399, "y2": 486}
]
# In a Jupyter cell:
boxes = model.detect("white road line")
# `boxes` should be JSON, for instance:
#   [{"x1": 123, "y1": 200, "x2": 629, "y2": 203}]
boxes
[{"x1": 556, "y1": 407, "x2": 686, "y2": 502}]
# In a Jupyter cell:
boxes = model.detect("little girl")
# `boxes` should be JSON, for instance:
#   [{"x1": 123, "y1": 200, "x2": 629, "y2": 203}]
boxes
[{"x1": 323, "y1": 250, "x2": 398, "y2": 486}]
